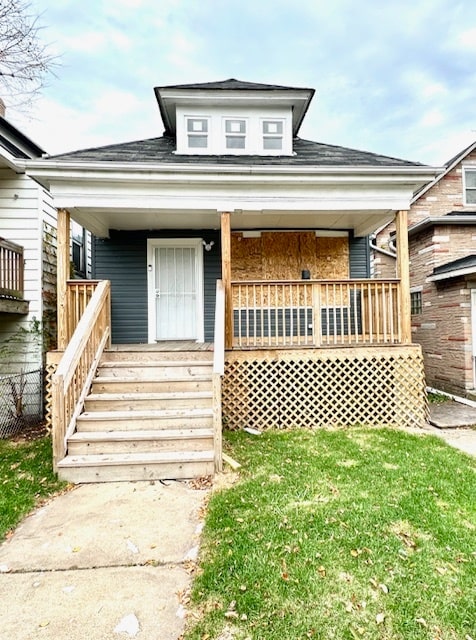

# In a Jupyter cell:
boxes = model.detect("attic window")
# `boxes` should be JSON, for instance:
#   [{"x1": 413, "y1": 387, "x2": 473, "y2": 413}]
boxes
[
  {"x1": 464, "y1": 168, "x2": 476, "y2": 205},
  {"x1": 225, "y1": 119, "x2": 246, "y2": 149},
  {"x1": 186, "y1": 118, "x2": 209, "y2": 149},
  {"x1": 262, "y1": 119, "x2": 283, "y2": 150}
]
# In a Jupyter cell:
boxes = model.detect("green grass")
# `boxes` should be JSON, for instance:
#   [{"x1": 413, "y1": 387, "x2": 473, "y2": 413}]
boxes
[
  {"x1": 0, "y1": 435, "x2": 67, "y2": 541},
  {"x1": 186, "y1": 428, "x2": 476, "y2": 640}
]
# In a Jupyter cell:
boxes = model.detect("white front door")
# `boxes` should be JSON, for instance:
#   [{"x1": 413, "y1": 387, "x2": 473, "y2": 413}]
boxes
[{"x1": 147, "y1": 239, "x2": 204, "y2": 342}]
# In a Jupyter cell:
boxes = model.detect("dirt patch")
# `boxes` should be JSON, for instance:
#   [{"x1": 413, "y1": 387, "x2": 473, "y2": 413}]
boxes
[{"x1": 8, "y1": 420, "x2": 49, "y2": 443}]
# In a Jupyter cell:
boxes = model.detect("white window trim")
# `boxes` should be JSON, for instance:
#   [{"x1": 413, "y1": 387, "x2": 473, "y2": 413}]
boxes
[
  {"x1": 185, "y1": 116, "x2": 210, "y2": 152},
  {"x1": 261, "y1": 118, "x2": 285, "y2": 153},
  {"x1": 223, "y1": 117, "x2": 248, "y2": 152},
  {"x1": 463, "y1": 166, "x2": 476, "y2": 206}
]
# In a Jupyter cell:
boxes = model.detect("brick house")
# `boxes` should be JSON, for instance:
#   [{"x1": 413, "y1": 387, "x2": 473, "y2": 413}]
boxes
[{"x1": 374, "y1": 141, "x2": 476, "y2": 397}]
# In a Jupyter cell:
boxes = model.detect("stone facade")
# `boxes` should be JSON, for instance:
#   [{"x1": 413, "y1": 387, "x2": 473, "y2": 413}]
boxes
[
  {"x1": 409, "y1": 224, "x2": 475, "y2": 395},
  {"x1": 409, "y1": 147, "x2": 476, "y2": 396},
  {"x1": 374, "y1": 145, "x2": 476, "y2": 396}
]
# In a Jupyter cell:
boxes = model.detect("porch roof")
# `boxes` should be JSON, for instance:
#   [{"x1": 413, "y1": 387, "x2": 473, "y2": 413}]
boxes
[{"x1": 26, "y1": 137, "x2": 438, "y2": 240}]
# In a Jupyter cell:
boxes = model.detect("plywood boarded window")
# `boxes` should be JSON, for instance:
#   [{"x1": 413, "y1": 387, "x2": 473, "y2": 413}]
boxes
[{"x1": 230, "y1": 231, "x2": 349, "y2": 281}]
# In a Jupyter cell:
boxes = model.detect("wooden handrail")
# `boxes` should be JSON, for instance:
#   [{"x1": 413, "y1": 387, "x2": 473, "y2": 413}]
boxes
[
  {"x1": 212, "y1": 280, "x2": 225, "y2": 472},
  {"x1": 51, "y1": 280, "x2": 111, "y2": 470},
  {"x1": 231, "y1": 278, "x2": 403, "y2": 348},
  {"x1": 213, "y1": 279, "x2": 225, "y2": 376},
  {"x1": 0, "y1": 237, "x2": 24, "y2": 299},
  {"x1": 66, "y1": 280, "x2": 102, "y2": 342}
]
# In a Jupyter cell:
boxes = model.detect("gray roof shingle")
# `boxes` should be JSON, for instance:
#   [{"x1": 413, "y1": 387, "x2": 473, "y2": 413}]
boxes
[
  {"x1": 432, "y1": 254, "x2": 476, "y2": 277},
  {"x1": 48, "y1": 136, "x2": 423, "y2": 167},
  {"x1": 154, "y1": 78, "x2": 314, "y2": 92}
]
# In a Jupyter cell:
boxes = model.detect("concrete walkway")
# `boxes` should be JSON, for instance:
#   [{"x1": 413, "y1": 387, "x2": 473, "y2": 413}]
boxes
[
  {"x1": 0, "y1": 480, "x2": 209, "y2": 640},
  {"x1": 422, "y1": 400, "x2": 476, "y2": 457}
]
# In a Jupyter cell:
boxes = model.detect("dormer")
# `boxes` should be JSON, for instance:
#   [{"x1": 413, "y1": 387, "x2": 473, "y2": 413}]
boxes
[{"x1": 154, "y1": 79, "x2": 315, "y2": 156}]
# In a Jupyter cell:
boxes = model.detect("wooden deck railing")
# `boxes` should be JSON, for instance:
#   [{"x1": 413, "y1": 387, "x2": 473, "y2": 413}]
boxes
[
  {"x1": 212, "y1": 279, "x2": 225, "y2": 472},
  {"x1": 66, "y1": 280, "x2": 101, "y2": 342},
  {"x1": 231, "y1": 279, "x2": 402, "y2": 348},
  {"x1": 51, "y1": 280, "x2": 111, "y2": 470},
  {"x1": 0, "y1": 238, "x2": 24, "y2": 299}
]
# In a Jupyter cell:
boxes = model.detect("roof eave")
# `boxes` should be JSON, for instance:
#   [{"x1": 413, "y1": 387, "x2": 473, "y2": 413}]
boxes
[
  {"x1": 428, "y1": 265, "x2": 476, "y2": 282},
  {"x1": 154, "y1": 85, "x2": 315, "y2": 137},
  {"x1": 407, "y1": 215, "x2": 476, "y2": 237}
]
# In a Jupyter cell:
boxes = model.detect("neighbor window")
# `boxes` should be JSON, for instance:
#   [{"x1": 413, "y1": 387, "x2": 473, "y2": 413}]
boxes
[
  {"x1": 225, "y1": 119, "x2": 246, "y2": 149},
  {"x1": 262, "y1": 120, "x2": 283, "y2": 150},
  {"x1": 186, "y1": 118, "x2": 209, "y2": 149},
  {"x1": 464, "y1": 168, "x2": 476, "y2": 205},
  {"x1": 411, "y1": 291, "x2": 422, "y2": 315},
  {"x1": 71, "y1": 221, "x2": 86, "y2": 277}
]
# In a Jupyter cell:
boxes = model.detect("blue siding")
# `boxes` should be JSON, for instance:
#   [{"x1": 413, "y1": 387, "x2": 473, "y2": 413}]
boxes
[
  {"x1": 349, "y1": 235, "x2": 370, "y2": 278},
  {"x1": 92, "y1": 230, "x2": 220, "y2": 343},
  {"x1": 92, "y1": 229, "x2": 369, "y2": 344}
]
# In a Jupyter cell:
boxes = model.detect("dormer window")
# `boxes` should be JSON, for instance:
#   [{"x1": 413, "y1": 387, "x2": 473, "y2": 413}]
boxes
[
  {"x1": 186, "y1": 117, "x2": 209, "y2": 149},
  {"x1": 262, "y1": 120, "x2": 283, "y2": 151},
  {"x1": 176, "y1": 108, "x2": 292, "y2": 155},
  {"x1": 225, "y1": 119, "x2": 246, "y2": 150}
]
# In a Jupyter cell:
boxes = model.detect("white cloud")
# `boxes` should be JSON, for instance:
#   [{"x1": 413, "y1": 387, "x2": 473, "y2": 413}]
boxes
[
  {"x1": 419, "y1": 108, "x2": 445, "y2": 128},
  {"x1": 455, "y1": 27, "x2": 476, "y2": 52},
  {"x1": 60, "y1": 28, "x2": 132, "y2": 54}
]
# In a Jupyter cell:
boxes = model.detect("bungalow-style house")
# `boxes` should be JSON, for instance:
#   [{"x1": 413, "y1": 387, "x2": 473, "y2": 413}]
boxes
[{"x1": 27, "y1": 79, "x2": 437, "y2": 482}]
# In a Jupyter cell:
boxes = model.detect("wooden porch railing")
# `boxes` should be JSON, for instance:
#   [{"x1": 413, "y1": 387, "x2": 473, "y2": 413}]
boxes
[
  {"x1": 231, "y1": 279, "x2": 402, "y2": 348},
  {"x1": 66, "y1": 280, "x2": 102, "y2": 343},
  {"x1": 51, "y1": 280, "x2": 111, "y2": 470},
  {"x1": 212, "y1": 279, "x2": 225, "y2": 472},
  {"x1": 0, "y1": 238, "x2": 24, "y2": 299}
]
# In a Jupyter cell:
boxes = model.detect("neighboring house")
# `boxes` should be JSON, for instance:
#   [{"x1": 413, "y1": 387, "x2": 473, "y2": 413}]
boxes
[
  {"x1": 374, "y1": 141, "x2": 476, "y2": 398},
  {"x1": 408, "y1": 142, "x2": 476, "y2": 398},
  {"x1": 0, "y1": 105, "x2": 56, "y2": 375},
  {"x1": 27, "y1": 79, "x2": 437, "y2": 482}
]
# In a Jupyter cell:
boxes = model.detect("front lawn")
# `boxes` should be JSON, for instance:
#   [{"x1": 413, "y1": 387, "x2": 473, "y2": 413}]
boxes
[
  {"x1": 186, "y1": 428, "x2": 476, "y2": 640},
  {"x1": 0, "y1": 435, "x2": 66, "y2": 541}
]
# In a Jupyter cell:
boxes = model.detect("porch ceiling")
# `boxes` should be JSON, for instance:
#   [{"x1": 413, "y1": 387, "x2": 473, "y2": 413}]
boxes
[{"x1": 68, "y1": 207, "x2": 394, "y2": 238}]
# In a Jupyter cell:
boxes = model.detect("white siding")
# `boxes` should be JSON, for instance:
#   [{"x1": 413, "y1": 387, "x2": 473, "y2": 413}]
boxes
[{"x1": 0, "y1": 167, "x2": 55, "y2": 373}]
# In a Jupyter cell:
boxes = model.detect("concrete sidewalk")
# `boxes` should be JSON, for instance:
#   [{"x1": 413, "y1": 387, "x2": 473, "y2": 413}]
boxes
[
  {"x1": 425, "y1": 400, "x2": 476, "y2": 457},
  {"x1": 0, "y1": 480, "x2": 209, "y2": 640}
]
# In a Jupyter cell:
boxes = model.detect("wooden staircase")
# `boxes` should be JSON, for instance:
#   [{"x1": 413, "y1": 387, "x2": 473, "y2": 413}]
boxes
[{"x1": 56, "y1": 348, "x2": 216, "y2": 483}]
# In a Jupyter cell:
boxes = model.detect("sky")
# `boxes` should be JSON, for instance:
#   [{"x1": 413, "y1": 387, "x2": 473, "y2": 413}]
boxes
[{"x1": 5, "y1": 0, "x2": 476, "y2": 165}]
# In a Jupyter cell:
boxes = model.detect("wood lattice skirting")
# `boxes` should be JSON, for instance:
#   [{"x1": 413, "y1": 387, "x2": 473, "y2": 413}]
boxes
[{"x1": 222, "y1": 345, "x2": 428, "y2": 430}]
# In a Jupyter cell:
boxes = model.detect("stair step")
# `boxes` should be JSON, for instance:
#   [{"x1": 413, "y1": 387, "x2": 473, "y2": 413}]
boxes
[
  {"x1": 101, "y1": 350, "x2": 214, "y2": 363},
  {"x1": 91, "y1": 376, "x2": 212, "y2": 394},
  {"x1": 76, "y1": 408, "x2": 213, "y2": 431},
  {"x1": 97, "y1": 361, "x2": 213, "y2": 378},
  {"x1": 84, "y1": 390, "x2": 213, "y2": 412},
  {"x1": 57, "y1": 450, "x2": 215, "y2": 483},
  {"x1": 68, "y1": 428, "x2": 214, "y2": 455}
]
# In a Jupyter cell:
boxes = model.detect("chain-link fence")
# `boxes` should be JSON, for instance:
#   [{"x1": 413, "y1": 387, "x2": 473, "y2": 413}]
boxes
[{"x1": 0, "y1": 369, "x2": 43, "y2": 438}]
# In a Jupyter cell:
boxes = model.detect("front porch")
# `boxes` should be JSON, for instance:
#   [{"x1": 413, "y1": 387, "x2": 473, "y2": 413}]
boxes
[{"x1": 45, "y1": 235, "x2": 427, "y2": 481}]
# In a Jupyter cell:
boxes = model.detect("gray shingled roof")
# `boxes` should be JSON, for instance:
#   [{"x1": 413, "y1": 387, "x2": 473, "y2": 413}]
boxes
[
  {"x1": 432, "y1": 255, "x2": 476, "y2": 277},
  {"x1": 48, "y1": 136, "x2": 423, "y2": 167},
  {"x1": 154, "y1": 78, "x2": 314, "y2": 92},
  {"x1": 0, "y1": 115, "x2": 45, "y2": 159}
]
